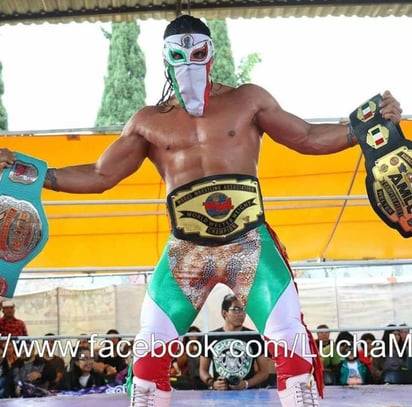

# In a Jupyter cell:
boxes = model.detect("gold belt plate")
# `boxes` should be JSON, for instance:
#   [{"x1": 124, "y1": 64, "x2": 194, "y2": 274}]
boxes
[
  {"x1": 371, "y1": 146, "x2": 412, "y2": 234},
  {"x1": 168, "y1": 176, "x2": 264, "y2": 243}
]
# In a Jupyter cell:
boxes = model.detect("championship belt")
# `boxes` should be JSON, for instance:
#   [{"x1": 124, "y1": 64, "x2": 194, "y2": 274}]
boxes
[
  {"x1": 167, "y1": 174, "x2": 265, "y2": 245},
  {"x1": 349, "y1": 94, "x2": 412, "y2": 238},
  {"x1": 0, "y1": 153, "x2": 49, "y2": 297}
]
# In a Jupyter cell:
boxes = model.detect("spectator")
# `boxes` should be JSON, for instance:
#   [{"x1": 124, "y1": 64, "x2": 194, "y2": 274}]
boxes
[
  {"x1": 12, "y1": 340, "x2": 56, "y2": 397},
  {"x1": 398, "y1": 323, "x2": 410, "y2": 361},
  {"x1": 96, "y1": 329, "x2": 127, "y2": 381},
  {"x1": 314, "y1": 324, "x2": 341, "y2": 383},
  {"x1": 114, "y1": 342, "x2": 133, "y2": 385},
  {"x1": 357, "y1": 332, "x2": 381, "y2": 383},
  {"x1": 382, "y1": 327, "x2": 407, "y2": 373},
  {"x1": 199, "y1": 294, "x2": 269, "y2": 390},
  {"x1": 62, "y1": 347, "x2": 106, "y2": 391},
  {"x1": 0, "y1": 340, "x2": 15, "y2": 398},
  {"x1": 0, "y1": 301, "x2": 28, "y2": 337},
  {"x1": 42, "y1": 333, "x2": 66, "y2": 390},
  {"x1": 170, "y1": 325, "x2": 207, "y2": 390},
  {"x1": 337, "y1": 345, "x2": 372, "y2": 385}
]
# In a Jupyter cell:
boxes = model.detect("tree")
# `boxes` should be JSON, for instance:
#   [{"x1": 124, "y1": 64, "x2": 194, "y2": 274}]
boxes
[
  {"x1": 207, "y1": 20, "x2": 237, "y2": 87},
  {"x1": 207, "y1": 19, "x2": 261, "y2": 87},
  {"x1": 95, "y1": 22, "x2": 146, "y2": 127},
  {"x1": 0, "y1": 61, "x2": 8, "y2": 130},
  {"x1": 236, "y1": 53, "x2": 262, "y2": 85}
]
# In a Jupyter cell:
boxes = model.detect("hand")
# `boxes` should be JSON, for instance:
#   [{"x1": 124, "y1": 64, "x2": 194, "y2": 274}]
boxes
[
  {"x1": 213, "y1": 377, "x2": 228, "y2": 390},
  {"x1": 27, "y1": 371, "x2": 42, "y2": 382},
  {"x1": 0, "y1": 148, "x2": 16, "y2": 171},
  {"x1": 380, "y1": 90, "x2": 402, "y2": 124},
  {"x1": 229, "y1": 379, "x2": 248, "y2": 390},
  {"x1": 104, "y1": 364, "x2": 117, "y2": 376}
]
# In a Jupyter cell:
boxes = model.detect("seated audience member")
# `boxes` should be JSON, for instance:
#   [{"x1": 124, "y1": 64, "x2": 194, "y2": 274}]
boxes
[
  {"x1": 96, "y1": 329, "x2": 127, "y2": 381},
  {"x1": 335, "y1": 331, "x2": 354, "y2": 359},
  {"x1": 170, "y1": 326, "x2": 207, "y2": 390},
  {"x1": 314, "y1": 324, "x2": 341, "y2": 384},
  {"x1": 199, "y1": 294, "x2": 269, "y2": 391},
  {"x1": 42, "y1": 333, "x2": 66, "y2": 390},
  {"x1": 382, "y1": 326, "x2": 408, "y2": 372},
  {"x1": 114, "y1": 342, "x2": 133, "y2": 385},
  {"x1": 358, "y1": 332, "x2": 381, "y2": 383},
  {"x1": 13, "y1": 340, "x2": 56, "y2": 397},
  {"x1": 62, "y1": 347, "x2": 106, "y2": 391},
  {"x1": 0, "y1": 340, "x2": 15, "y2": 398},
  {"x1": 398, "y1": 323, "x2": 410, "y2": 363},
  {"x1": 337, "y1": 345, "x2": 372, "y2": 385},
  {"x1": 78, "y1": 334, "x2": 91, "y2": 350}
]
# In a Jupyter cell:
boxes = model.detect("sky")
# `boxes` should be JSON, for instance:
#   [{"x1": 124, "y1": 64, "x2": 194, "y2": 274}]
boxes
[{"x1": 0, "y1": 16, "x2": 411, "y2": 131}]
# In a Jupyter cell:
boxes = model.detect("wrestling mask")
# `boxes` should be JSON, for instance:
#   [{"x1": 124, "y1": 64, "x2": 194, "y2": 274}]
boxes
[{"x1": 163, "y1": 33, "x2": 214, "y2": 116}]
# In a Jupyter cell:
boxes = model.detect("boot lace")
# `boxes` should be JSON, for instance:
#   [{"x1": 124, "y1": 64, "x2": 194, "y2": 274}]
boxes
[
  {"x1": 130, "y1": 383, "x2": 155, "y2": 407},
  {"x1": 295, "y1": 380, "x2": 319, "y2": 407}
]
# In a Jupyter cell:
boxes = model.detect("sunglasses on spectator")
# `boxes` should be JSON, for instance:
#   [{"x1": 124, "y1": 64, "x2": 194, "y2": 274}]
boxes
[{"x1": 228, "y1": 306, "x2": 245, "y2": 313}]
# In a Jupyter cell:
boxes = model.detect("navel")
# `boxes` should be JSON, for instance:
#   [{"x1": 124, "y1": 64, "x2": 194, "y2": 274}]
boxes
[{"x1": 228, "y1": 130, "x2": 236, "y2": 137}]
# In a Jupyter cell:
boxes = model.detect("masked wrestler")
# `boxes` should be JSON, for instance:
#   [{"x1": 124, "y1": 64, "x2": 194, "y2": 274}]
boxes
[{"x1": 1, "y1": 14, "x2": 402, "y2": 407}]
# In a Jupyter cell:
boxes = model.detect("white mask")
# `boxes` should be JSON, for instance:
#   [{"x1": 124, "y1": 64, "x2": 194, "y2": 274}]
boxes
[{"x1": 163, "y1": 33, "x2": 214, "y2": 116}]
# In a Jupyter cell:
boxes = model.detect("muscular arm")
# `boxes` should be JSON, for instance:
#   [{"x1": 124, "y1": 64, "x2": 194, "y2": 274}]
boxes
[
  {"x1": 44, "y1": 121, "x2": 150, "y2": 193},
  {"x1": 254, "y1": 88, "x2": 402, "y2": 155}
]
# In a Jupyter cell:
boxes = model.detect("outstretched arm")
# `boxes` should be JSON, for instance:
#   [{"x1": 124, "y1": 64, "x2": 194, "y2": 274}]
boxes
[
  {"x1": 255, "y1": 89, "x2": 402, "y2": 155},
  {"x1": 44, "y1": 121, "x2": 150, "y2": 193}
]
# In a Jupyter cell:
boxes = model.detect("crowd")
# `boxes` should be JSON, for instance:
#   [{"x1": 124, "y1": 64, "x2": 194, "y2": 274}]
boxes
[
  {"x1": 0, "y1": 300, "x2": 133, "y2": 398},
  {"x1": 315, "y1": 323, "x2": 412, "y2": 386},
  {"x1": 0, "y1": 298, "x2": 411, "y2": 398}
]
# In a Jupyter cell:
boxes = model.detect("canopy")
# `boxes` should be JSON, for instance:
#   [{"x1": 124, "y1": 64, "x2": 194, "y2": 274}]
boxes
[
  {"x1": 2, "y1": 120, "x2": 412, "y2": 272},
  {"x1": 1, "y1": 1, "x2": 412, "y2": 25}
]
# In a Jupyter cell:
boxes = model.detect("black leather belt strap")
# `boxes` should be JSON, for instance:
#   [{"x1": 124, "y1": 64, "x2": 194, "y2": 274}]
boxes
[{"x1": 349, "y1": 93, "x2": 412, "y2": 238}]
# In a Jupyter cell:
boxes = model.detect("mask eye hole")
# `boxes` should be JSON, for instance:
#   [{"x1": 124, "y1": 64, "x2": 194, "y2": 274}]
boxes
[
  {"x1": 190, "y1": 43, "x2": 208, "y2": 62},
  {"x1": 170, "y1": 50, "x2": 185, "y2": 63}
]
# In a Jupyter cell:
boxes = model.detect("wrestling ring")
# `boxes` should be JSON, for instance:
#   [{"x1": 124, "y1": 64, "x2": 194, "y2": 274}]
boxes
[{"x1": 0, "y1": 385, "x2": 411, "y2": 406}]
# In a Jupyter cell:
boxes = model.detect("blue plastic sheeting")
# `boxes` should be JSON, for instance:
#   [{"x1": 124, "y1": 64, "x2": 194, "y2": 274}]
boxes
[{"x1": 0, "y1": 386, "x2": 411, "y2": 406}]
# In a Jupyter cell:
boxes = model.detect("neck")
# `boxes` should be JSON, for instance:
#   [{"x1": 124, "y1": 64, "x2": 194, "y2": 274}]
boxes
[{"x1": 224, "y1": 323, "x2": 243, "y2": 332}]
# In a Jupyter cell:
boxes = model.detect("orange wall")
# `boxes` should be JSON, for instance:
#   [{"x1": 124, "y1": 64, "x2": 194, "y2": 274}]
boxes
[{"x1": 2, "y1": 120, "x2": 412, "y2": 268}]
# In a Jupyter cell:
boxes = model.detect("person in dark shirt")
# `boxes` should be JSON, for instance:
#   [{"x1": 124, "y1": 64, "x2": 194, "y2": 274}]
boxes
[{"x1": 199, "y1": 294, "x2": 270, "y2": 390}]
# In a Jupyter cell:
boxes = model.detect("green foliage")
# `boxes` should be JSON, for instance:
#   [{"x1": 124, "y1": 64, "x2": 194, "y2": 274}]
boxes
[
  {"x1": 95, "y1": 22, "x2": 146, "y2": 127},
  {"x1": 0, "y1": 61, "x2": 8, "y2": 130},
  {"x1": 207, "y1": 19, "x2": 261, "y2": 88},
  {"x1": 207, "y1": 20, "x2": 237, "y2": 87},
  {"x1": 236, "y1": 53, "x2": 262, "y2": 85}
]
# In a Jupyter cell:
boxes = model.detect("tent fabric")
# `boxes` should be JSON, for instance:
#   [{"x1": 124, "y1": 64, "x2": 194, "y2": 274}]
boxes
[
  {"x1": 1, "y1": 1, "x2": 412, "y2": 25},
  {"x1": 2, "y1": 120, "x2": 412, "y2": 272}
]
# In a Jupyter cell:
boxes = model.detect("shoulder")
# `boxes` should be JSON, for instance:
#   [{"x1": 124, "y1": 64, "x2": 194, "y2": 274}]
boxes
[
  {"x1": 212, "y1": 82, "x2": 268, "y2": 98},
  {"x1": 241, "y1": 327, "x2": 254, "y2": 332},
  {"x1": 211, "y1": 327, "x2": 224, "y2": 333}
]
